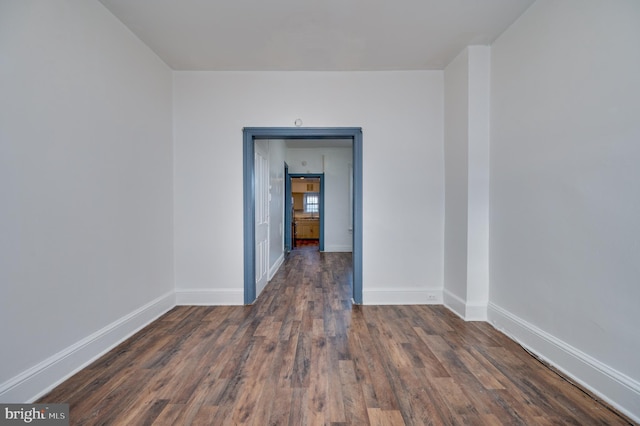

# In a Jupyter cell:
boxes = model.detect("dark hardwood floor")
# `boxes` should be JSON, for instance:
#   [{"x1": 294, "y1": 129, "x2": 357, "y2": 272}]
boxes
[
  {"x1": 38, "y1": 250, "x2": 632, "y2": 425},
  {"x1": 294, "y1": 238, "x2": 320, "y2": 248}
]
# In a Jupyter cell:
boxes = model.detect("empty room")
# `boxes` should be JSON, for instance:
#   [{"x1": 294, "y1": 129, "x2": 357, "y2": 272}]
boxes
[{"x1": 1, "y1": 0, "x2": 638, "y2": 424}]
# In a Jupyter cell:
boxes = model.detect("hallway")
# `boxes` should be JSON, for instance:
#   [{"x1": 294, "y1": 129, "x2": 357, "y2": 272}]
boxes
[{"x1": 39, "y1": 250, "x2": 631, "y2": 425}]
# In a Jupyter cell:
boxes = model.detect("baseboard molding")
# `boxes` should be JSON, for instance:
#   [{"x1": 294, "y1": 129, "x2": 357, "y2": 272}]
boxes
[
  {"x1": 0, "y1": 291, "x2": 175, "y2": 403},
  {"x1": 268, "y1": 253, "x2": 285, "y2": 281},
  {"x1": 464, "y1": 303, "x2": 488, "y2": 321},
  {"x1": 443, "y1": 290, "x2": 487, "y2": 321},
  {"x1": 363, "y1": 288, "x2": 443, "y2": 305},
  {"x1": 175, "y1": 288, "x2": 243, "y2": 305},
  {"x1": 323, "y1": 245, "x2": 352, "y2": 253},
  {"x1": 443, "y1": 289, "x2": 466, "y2": 318},
  {"x1": 488, "y1": 302, "x2": 640, "y2": 423}
]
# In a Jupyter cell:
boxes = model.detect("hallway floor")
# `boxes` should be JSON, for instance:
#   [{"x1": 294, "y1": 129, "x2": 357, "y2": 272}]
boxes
[
  {"x1": 293, "y1": 238, "x2": 319, "y2": 249},
  {"x1": 38, "y1": 250, "x2": 631, "y2": 425}
]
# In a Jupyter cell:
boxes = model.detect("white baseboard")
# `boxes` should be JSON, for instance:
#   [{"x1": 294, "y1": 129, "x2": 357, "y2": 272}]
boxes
[
  {"x1": 175, "y1": 288, "x2": 243, "y2": 305},
  {"x1": 488, "y1": 302, "x2": 640, "y2": 423},
  {"x1": 323, "y1": 245, "x2": 352, "y2": 252},
  {"x1": 363, "y1": 288, "x2": 443, "y2": 305},
  {"x1": 443, "y1": 290, "x2": 487, "y2": 321},
  {"x1": 443, "y1": 289, "x2": 466, "y2": 318},
  {"x1": 464, "y1": 303, "x2": 488, "y2": 321},
  {"x1": 0, "y1": 291, "x2": 175, "y2": 403},
  {"x1": 268, "y1": 253, "x2": 285, "y2": 281}
]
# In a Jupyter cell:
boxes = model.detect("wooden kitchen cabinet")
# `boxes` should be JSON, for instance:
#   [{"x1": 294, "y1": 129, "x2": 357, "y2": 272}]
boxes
[
  {"x1": 292, "y1": 181, "x2": 319, "y2": 192},
  {"x1": 296, "y1": 220, "x2": 319, "y2": 239}
]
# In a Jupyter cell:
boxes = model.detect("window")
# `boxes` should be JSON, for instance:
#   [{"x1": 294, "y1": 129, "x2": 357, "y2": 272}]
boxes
[{"x1": 304, "y1": 193, "x2": 319, "y2": 213}]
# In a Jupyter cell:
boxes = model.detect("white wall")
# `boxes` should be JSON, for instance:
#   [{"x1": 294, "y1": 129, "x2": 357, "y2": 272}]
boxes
[
  {"x1": 173, "y1": 71, "x2": 444, "y2": 305},
  {"x1": 489, "y1": 0, "x2": 640, "y2": 420},
  {"x1": 0, "y1": 0, "x2": 174, "y2": 402},
  {"x1": 287, "y1": 147, "x2": 353, "y2": 252}
]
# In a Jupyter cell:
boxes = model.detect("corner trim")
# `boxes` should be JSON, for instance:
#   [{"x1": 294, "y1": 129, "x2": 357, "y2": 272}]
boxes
[
  {"x1": 0, "y1": 291, "x2": 175, "y2": 403},
  {"x1": 488, "y1": 302, "x2": 640, "y2": 423},
  {"x1": 443, "y1": 289, "x2": 487, "y2": 321},
  {"x1": 464, "y1": 303, "x2": 488, "y2": 321},
  {"x1": 443, "y1": 289, "x2": 466, "y2": 319}
]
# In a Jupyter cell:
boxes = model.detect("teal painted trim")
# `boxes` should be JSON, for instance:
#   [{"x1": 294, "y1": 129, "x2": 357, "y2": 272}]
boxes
[
  {"x1": 320, "y1": 173, "x2": 325, "y2": 252},
  {"x1": 284, "y1": 162, "x2": 291, "y2": 253},
  {"x1": 243, "y1": 127, "x2": 363, "y2": 305},
  {"x1": 352, "y1": 129, "x2": 363, "y2": 304},
  {"x1": 243, "y1": 130, "x2": 256, "y2": 304},
  {"x1": 245, "y1": 127, "x2": 360, "y2": 140}
]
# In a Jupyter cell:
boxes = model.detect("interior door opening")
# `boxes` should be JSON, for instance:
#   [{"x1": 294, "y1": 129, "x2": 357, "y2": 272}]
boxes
[
  {"x1": 243, "y1": 127, "x2": 363, "y2": 305},
  {"x1": 289, "y1": 174, "x2": 324, "y2": 251}
]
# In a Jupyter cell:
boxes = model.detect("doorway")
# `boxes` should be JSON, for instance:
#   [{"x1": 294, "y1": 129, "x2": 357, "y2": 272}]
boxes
[
  {"x1": 243, "y1": 127, "x2": 363, "y2": 305},
  {"x1": 288, "y1": 174, "x2": 324, "y2": 251}
]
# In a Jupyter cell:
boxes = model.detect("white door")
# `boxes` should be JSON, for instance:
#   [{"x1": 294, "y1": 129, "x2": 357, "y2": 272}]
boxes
[{"x1": 255, "y1": 140, "x2": 269, "y2": 296}]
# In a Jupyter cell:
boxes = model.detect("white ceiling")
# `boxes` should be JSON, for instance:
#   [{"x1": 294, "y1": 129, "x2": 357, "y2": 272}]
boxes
[{"x1": 98, "y1": 0, "x2": 534, "y2": 71}]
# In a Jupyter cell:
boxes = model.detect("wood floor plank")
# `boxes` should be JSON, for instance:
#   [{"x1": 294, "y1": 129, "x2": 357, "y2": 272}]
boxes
[
  {"x1": 190, "y1": 405, "x2": 218, "y2": 426},
  {"x1": 367, "y1": 408, "x2": 406, "y2": 426},
  {"x1": 291, "y1": 332, "x2": 312, "y2": 388},
  {"x1": 36, "y1": 250, "x2": 633, "y2": 425},
  {"x1": 326, "y1": 336, "x2": 349, "y2": 424},
  {"x1": 339, "y1": 360, "x2": 370, "y2": 425},
  {"x1": 308, "y1": 337, "x2": 329, "y2": 414},
  {"x1": 168, "y1": 390, "x2": 210, "y2": 426},
  {"x1": 110, "y1": 397, "x2": 168, "y2": 425},
  {"x1": 289, "y1": 388, "x2": 309, "y2": 426},
  {"x1": 152, "y1": 403, "x2": 185, "y2": 426},
  {"x1": 430, "y1": 377, "x2": 475, "y2": 418},
  {"x1": 350, "y1": 314, "x2": 398, "y2": 412},
  {"x1": 267, "y1": 385, "x2": 293, "y2": 426},
  {"x1": 455, "y1": 348, "x2": 506, "y2": 390}
]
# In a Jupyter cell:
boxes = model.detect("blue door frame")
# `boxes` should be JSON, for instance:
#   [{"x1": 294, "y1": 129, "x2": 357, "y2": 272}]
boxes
[
  {"x1": 288, "y1": 173, "x2": 325, "y2": 251},
  {"x1": 284, "y1": 162, "x2": 292, "y2": 253},
  {"x1": 243, "y1": 127, "x2": 363, "y2": 304}
]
